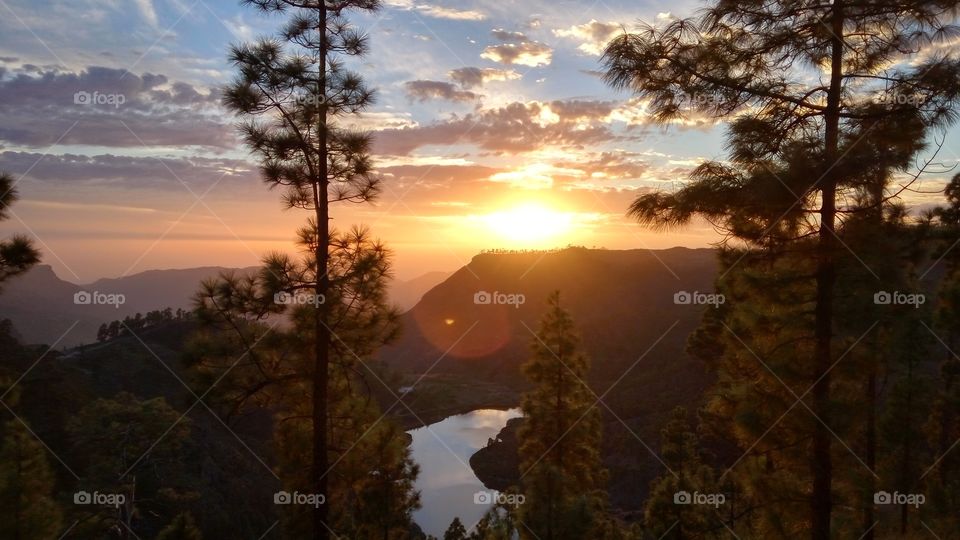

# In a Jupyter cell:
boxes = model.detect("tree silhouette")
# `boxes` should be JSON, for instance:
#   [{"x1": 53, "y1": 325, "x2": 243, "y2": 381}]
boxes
[
  {"x1": 518, "y1": 292, "x2": 607, "y2": 539},
  {"x1": 643, "y1": 407, "x2": 723, "y2": 540},
  {"x1": 0, "y1": 419, "x2": 63, "y2": 540},
  {"x1": 603, "y1": 2, "x2": 960, "y2": 537},
  {"x1": 443, "y1": 516, "x2": 468, "y2": 540},
  {"x1": 157, "y1": 512, "x2": 203, "y2": 540},
  {"x1": 189, "y1": 228, "x2": 415, "y2": 538},
  {"x1": 222, "y1": 1, "x2": 382, "y2": 537},
  {"x1": 0, "y1": 173, "x2": 39, "y2": 288},
  {"x1": 67, "y1": 393, "x2": 192, "y2": 539}
]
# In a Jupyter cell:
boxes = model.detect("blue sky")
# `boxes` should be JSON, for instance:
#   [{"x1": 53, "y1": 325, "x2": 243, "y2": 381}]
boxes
[{"x1": 0, "y1": 0, "x2": 956, "y2": 281}]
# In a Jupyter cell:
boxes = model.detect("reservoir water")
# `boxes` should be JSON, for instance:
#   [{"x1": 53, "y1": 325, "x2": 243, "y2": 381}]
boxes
[{"x1": 408, "y1": 407, "x2": 522, "y2": 537}]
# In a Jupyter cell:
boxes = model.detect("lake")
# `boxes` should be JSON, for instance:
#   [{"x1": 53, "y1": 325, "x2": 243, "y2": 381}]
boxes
[{"x1": 408, "y1": 407, "x2": 523, "y2": 537}]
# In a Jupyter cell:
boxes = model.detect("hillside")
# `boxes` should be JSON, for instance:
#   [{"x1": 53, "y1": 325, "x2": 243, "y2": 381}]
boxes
[
  {"x1": 0, "y1": 319, "x2": 279, "y2": 538},
  {"x1": 391, "y1": 271, "x2": 453, "y2": 311},
  {"x1": 382, "y1": 246, "x2": 716, "y2": 382},
  {"x1": 380, "y1": 246, "x2": 721, "y2": 512}
]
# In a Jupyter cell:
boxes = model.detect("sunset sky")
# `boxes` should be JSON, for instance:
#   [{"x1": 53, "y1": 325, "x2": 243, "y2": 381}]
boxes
[{"x1": 0, "y1": 0, "x2": 957, "y2": 282}]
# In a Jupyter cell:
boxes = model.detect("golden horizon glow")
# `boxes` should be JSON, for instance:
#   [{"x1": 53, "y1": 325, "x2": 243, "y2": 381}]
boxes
[{"x1": 481, "y1": 202, "x2": 575, "y2": 247}]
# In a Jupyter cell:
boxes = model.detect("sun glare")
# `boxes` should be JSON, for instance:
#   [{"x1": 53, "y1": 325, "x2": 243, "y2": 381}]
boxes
[{"x1": 482, "y1": 203, "x2": 575, "y2": 246}]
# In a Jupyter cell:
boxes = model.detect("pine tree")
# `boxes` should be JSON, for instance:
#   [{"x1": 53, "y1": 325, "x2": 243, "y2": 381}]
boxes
[
  {"x1": 96, "y1": 323, "x2": 108, "y2": 342},
  {"x1": 0, "y1": 173, "x2": 39, "y2": 288},
  {"x1": 470, "y1": 502, "x2": 518, "y2": 540},
  {"x1": 190, "y1": 228, "x2": 416, "y2": 538},
  {"x1": 222, "y1": 2, "x2": 382, "y2": 537},
  {"x1": 644, "y1": 407, "x2": 723, "y2": 539},
  {"x1": 517, "y1": 292, "x2": 606, "y2": 539},
  {"x1": 0, "y1": 419, "x2": 63, "y2": 540},
  {"x1": 603, "y1": 2, "x2": 960, "y2": 537},
  {"x1": 67, "y1": 393, "x2": 192, "y2": 539},
  {"x1": 157, "y1": 512, "x2": 203, "y2": 540},
  {"x1": 921, "y1": 172, "x2": 960, "y2": 532},
  {"x1": 444, "y1": 517, "x2": 468, "y2": 540},
  {"x1": 878, "y1": 316, "x2": 932, "y2": 534}
]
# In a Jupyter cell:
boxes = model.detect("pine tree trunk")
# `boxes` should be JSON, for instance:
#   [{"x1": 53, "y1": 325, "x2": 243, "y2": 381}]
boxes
[
  {"x1": 900, "y1": 362, "x2": 915, "y2": 535},
  {"x1": 313, "y1": 2, "x2": 331, "y2": 539},
  {"x1": 14, "y1": 437, "x2": 21, "y2": 540},
  {"x1": 863, "y1": 368, "x2": 876, "y2": 539},
  {"x1": 940, "y1": 350, "x2": 954, "y2": 484},
  {"x1": 812, "y1": 1, "x2": 844, "y2": 538}
]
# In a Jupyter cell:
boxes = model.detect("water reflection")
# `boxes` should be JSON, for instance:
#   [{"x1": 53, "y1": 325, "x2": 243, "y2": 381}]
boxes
[{"x1": 409, "y1": 408, "x2": 522, "y2": 537}]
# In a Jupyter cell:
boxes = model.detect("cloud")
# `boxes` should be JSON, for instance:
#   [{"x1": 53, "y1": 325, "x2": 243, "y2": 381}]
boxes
[
  {"x1": 373, "y1": 99, "x2": 624, "y2": 156},
  {"x1": 344, "y1": 111, "x2": 419, "y2": 132},
  {"x1": 416, "y1": 5, "x2": 486, "y2": 20},
  {"x1": 134, "y1": 0, "x2": 159, "y2": 28},
  {"x1": 448, "y1": 67, "x2": 521, "y2": 89},
  {"x1": 0, "y1": 65, "x2": 232, "y2": 148},
  {"x1": 379, "y1": 163, "x2": 501, "y2": 190},
  {"x1": 553, "y1": 20, "x2": 622, "y2": 55},
  {"x1": 491, "y1": 29, "x2": 529, "y2": 42},
  {"x1": 489, "y1": 163, "x2": 584, "y2": 189},
  {"x1": 222, "y1": 14, "x2": 256, "y2": 42},
  {"x1": 480, "y1": 27, "x2": 553, "y2": 67},
  {"x1": 481, "y1": 41, "x2": 553, "y2": 67},
  {"x1": 555, "y1": 151, "x2": 651, "y2": 186},
  {"x1": 385, "y1": 1, "x2": 486, "y2": 20},
  {"x1": 0, "y1": 151, "x2": 256, "y2": 188},
  {"x1": 404, "y1": 80, "x2": 480, "y2": 103}
]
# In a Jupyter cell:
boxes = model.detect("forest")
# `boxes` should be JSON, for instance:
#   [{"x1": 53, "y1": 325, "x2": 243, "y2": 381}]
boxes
[{"x1": 1, "y1": 0, "x2": 960, "y2": 539}]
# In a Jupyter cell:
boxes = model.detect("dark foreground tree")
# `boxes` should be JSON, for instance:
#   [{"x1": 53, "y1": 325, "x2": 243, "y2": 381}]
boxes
[
  {"x1": 157, "y1": 513, "x2": 203, "y2": 540},
  {"x1": 604, "y1": 2, "x2": 960, "y2": 537},
  {"x1": 643, "y1": 407, "x2": 723, "y2": 539},
  {"x1": 0, "y1": 173, "x2": 40, "y2": 288},
  {"x1": 67, "y1": 393, "x2": 192, "y2": 539},
  {"x1": 518, "y1": 292, "x2": 607, "y2": 539},
  {"x1": 443, "y1": 516, "x2": 467, "y2": 540},
  {"x1": 222, "y1": 1, "x2": 383, "y2": 537},
  {"x1": 0, "y1": 419, "x2": 62, "y2": 540},
  {"x1": 190, "y1": 227, "x2": 418, "y2": 538}
]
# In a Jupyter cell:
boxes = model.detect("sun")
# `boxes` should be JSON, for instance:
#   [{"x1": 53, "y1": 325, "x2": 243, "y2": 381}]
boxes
[{"x1": 482, "y1": 203, "x2": 574, "y2": 246}]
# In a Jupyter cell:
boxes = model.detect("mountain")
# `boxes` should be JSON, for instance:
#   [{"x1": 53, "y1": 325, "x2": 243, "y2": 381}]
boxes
[
  {"x1": 390, "y1": 271, "x2": 453, "y2": 311},
  {"x1": 0, "y1": 264, "x2": 453, "y2": 347},
  {"x1": 0, "y1": 265, "x2": 257, "y2": 347},
  {"x1": 378, "y1": 246, "x2": 720, "y2": 512},
  {"x1": 381, "y1": 246, "x2": 717, "y2": 382}
]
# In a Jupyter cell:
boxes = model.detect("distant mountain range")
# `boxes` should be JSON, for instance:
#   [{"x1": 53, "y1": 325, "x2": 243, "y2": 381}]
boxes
[{"x1": 0, "y1": 265, "x2": 450, "y2": 347}]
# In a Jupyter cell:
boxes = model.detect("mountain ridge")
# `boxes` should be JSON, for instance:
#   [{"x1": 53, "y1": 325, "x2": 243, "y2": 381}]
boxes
[{"x1": 0, "y1": 264, "x2": 453, "y2": 346}]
